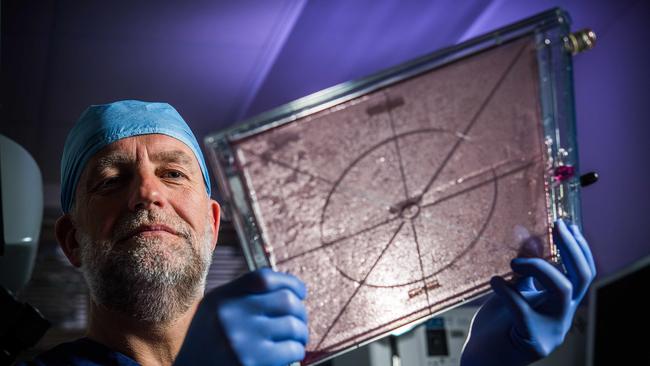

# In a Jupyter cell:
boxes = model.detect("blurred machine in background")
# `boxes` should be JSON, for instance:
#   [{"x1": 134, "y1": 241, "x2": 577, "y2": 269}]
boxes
[
  {"x1": 0, "y1": 135, "x2": 43, "y2": 294},
  {"x1": 0, "y1": 134, "x2": 49, "y2": 365},
  {"x1": 395, "y1": 307, "x2": 476, "y2": 366},
  {"x1": 329, "y1": 305, "x2": 477, "y2": 366},
  {"x1": 328, "y1": 302, "x2": 589, "y2": 366},
  {"x1": 587, "y1": 254, "x2": 650, "y2": 365}
]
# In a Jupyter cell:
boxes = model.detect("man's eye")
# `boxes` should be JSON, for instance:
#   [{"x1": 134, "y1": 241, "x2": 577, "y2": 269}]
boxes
[
  {"x1": 163, "y1": 170, "x2": 185, "y2": 179},
  {"x1": 96, "y1": 177, "x2": 120, "y2": 190}
]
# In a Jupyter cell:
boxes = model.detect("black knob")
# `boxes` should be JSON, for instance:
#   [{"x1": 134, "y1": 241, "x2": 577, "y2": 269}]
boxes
[{"x1": 580, "y1": 171, "x2": 599, "y2": 187}]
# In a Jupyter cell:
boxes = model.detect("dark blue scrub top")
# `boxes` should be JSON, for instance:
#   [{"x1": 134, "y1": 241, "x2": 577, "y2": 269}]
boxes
[{"x1": 17, "y1": 337, "x2": 140, "y2": 366}]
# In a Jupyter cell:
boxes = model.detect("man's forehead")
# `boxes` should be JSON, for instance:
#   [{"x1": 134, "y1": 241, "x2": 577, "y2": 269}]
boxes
[
  {"x1": 91, "y1": 134, "x2": 196, "y2": 164},
  {"x1": 82, "y1": 134, "x2": 201, "y2": 184}
]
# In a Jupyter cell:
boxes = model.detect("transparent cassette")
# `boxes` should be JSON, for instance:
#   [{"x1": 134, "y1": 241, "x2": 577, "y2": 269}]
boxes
[{"x1": 205, "y1": 8, "x2": 582, "y2": 365}]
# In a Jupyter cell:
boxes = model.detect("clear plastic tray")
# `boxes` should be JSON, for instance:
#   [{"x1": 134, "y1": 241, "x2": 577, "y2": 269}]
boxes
[{"x1": 205, "y1": 8, "x2": 582, "y2": 365}]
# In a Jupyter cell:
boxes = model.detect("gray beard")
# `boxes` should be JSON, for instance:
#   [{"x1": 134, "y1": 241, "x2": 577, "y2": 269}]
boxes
[{"x1": 77, "y1": 209, "x2": 214, "y2": 324}]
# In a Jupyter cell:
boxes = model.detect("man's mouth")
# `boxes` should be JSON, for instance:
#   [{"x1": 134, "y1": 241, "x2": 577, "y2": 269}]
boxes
[{"x1": 121, "y1": 224, "x2": 179, "y2": 242}]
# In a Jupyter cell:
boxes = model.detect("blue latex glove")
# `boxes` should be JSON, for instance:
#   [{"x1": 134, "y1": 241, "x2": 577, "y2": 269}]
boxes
[
  {"x1": 175, "y1": 268, "x2": 309, "y2": 366},
  {"x1": 460, "y1": 219, "x2": 596, "y2": 366}
]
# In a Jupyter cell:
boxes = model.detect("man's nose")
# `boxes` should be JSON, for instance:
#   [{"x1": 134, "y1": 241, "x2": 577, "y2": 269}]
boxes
[{"x1": 127, "y1": 169, "x2": 166, "y2": 211}]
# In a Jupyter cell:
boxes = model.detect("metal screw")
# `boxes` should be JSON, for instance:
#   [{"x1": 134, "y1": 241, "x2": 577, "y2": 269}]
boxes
[{"x1": 564, "y1": 29, "x2": 597, "y2": 55}]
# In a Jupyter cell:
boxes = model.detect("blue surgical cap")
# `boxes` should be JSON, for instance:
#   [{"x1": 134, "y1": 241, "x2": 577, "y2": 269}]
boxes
[{"x1": 60, "y1": 100, "x2": 211, "y2": 213}]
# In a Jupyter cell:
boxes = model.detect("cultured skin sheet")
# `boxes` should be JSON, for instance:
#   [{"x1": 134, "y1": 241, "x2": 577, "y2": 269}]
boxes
[{"x1": 231, "y1": 35, "x2": 550, "y2": 364}]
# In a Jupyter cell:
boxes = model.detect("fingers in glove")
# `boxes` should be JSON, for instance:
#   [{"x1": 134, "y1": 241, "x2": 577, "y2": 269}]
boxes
[
  {"x1": 264, "y1": 315, "x2": 309, "y2": 345},
  {"x1": 490, "y1": 276, "x2": 531, "y2": 331},
  {"x1": 268, "y1": 340, "x2": 306, "y2": 365},
  {"x1": 569, "y1": 223, "x2": 597, "y2": 278},
  {"x1": 553, "y1": 220, "x2": 593, "y2": 300},
  {"x1": 510, "y1": 257, "x2": 572, "y2": 309},
  {"x1": 235, "y1": 268, "x2": 307, "y2": 299},
  {"x1": 247, "y1": 289, "x2": 308, "y2": 322},
  {"x1": 515, "y1": 276, "x2": 537, "y2": 292}
]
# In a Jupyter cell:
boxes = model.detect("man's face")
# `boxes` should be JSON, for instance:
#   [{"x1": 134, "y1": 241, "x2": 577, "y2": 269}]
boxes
[{"x1": 65, "y1": 134, "x2": 220, "y2": 323}]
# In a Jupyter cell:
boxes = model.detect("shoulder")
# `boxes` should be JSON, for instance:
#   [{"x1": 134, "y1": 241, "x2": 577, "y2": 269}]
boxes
[{"x1": 17, "y1": 338, "x2": 139, "y2": 366}]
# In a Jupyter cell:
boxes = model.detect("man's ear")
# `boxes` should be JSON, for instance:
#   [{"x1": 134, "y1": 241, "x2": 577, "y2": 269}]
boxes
[
  {"x1": 209, "y1": 199, "x2": 221, "y2": 250},
  {"x1": 54, "y1": 214, "x2": 82, "y2": 267}
]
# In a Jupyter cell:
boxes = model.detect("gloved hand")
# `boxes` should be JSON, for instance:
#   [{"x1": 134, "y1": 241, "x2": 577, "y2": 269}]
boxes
[
  {"x1": 460, "y1": 219, "x2": 596, "y2": 366},
  {"x1": 175, "y1": 268, "x2": 309, "y2": 366}
]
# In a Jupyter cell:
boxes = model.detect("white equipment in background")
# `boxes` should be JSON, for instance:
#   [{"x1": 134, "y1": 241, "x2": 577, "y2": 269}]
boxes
[
  {"x1": 331, "y1": 305, "x2": 479, "y2": 366},
  {"x1": 0, "y1": 134, "x2": 43, "y2": 294}
]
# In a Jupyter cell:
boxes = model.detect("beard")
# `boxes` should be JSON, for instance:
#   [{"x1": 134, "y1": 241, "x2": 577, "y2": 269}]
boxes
[{"x1": 76, "y1": 209, "x2": 214, "y2": 324}]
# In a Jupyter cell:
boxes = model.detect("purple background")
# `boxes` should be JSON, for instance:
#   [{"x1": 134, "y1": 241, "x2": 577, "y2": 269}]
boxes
[{"x1": 2, "y1": 0, "x2": 649, "y2": 278}]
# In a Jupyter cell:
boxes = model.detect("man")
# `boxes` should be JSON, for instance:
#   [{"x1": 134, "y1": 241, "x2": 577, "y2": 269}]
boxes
[{"x1": 22, "y1": 100, "x2": 595, "y2": 366}]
